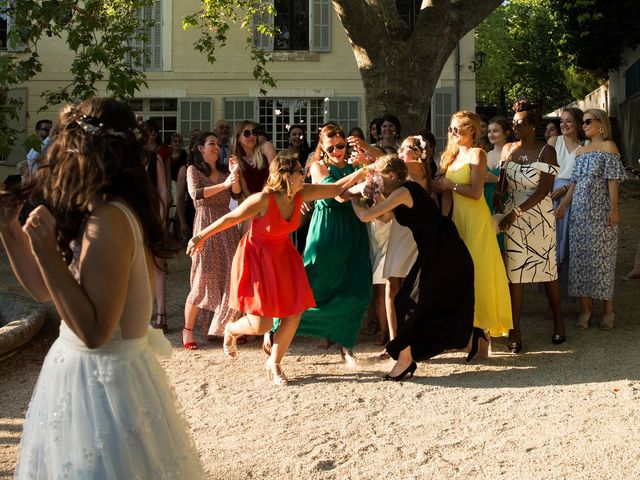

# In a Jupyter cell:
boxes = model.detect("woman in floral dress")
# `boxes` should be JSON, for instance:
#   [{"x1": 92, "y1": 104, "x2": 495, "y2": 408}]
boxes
[
  {"x1": 564, "y1": 109, "x2": 626, "y2": 330},
  {"x1": 182, "y1": 132, "x2": 243, "y2": 349}
]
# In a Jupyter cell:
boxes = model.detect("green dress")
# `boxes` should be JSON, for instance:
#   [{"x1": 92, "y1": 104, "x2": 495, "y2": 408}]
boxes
[
  {"x1": 483, "y1": 164, "x2": 505, "y2": 252},
  {"x1": 291, "y1": 163, "x2": 372, "y2": 349}
]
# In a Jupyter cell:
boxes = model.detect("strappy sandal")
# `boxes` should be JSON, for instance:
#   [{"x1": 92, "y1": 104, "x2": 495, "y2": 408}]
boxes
[
  {"x1": 153, "y1": 313, "x2": 168, "y2": 332},
  {"x1": 182, "y1": 327, "x2": 197, "y2": 350},
  {"x1": 223, "y1": 324, "x2": 238, "y2": 358},
  {"x1": 264, "y1": 361, "x2": 288, "y2": 386}
]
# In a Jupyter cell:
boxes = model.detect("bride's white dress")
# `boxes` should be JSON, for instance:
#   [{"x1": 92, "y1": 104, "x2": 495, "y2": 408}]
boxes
[{"x1": 14, "y1": 202, "x2": 204, "y2": 479}]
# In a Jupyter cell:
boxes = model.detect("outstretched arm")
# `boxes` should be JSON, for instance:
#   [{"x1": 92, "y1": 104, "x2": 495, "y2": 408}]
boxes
[
  {"x1": 187, "y1": 192, "x2": 268, "y2": 255},
  {"x1": 301, "y1": 166, "x2": 367, "y2": 202},
  {"x1": 351, "y1": 186, "x2": 412, "y2": 223}
]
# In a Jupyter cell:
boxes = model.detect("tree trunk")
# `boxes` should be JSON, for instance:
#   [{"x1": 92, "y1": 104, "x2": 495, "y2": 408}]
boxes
[{"x1": 332, "y1": 0, "x2": 502, "y2": 135}]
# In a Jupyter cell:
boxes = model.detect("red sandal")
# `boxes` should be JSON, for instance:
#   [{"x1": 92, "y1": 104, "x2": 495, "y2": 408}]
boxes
[{"x1": 182, "y1": 327, "x2": 197, "y2": 350}]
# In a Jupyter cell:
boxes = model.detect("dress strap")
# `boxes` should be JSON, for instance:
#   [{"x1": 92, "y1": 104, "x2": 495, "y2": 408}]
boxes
[{"x1": 536, "y1": 143, "x2": 549, "y2": 160}]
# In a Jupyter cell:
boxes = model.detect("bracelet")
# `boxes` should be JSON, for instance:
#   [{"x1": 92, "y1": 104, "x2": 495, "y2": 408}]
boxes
[
  {"x1": 563, "y1": 185, "x2": 569, "y2": 193},
  {"x1": 512, "y1": 206, "x2": 523, "y2": 218},
  {"x1": 453, "y1": 183, "x2": 459, "y2": 192}
]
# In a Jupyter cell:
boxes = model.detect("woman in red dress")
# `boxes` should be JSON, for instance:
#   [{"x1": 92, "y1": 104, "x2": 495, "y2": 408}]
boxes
[{"x1": 187, "y1": 151, "x2": 367, "y2": 386}]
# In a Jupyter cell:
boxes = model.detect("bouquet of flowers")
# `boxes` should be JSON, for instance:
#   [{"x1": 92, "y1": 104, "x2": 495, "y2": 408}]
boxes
[{"x1": 360, "y1": 169, "x2": 385, "y2": 207}]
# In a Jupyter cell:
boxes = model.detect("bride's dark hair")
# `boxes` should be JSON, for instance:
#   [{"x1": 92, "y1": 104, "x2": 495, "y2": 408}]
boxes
[{"x1": 33, "y1": 97, "x2": 177, "y2": 264}]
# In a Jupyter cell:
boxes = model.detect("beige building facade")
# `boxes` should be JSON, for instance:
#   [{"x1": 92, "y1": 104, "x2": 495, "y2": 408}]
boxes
[{"x1": 2, "y1": 0, "x2": 478, "y2": 164}]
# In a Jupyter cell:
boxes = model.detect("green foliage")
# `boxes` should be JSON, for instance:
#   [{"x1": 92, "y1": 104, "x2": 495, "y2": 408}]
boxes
[
  {"x1": 476, "y1": 0, "x2": 607, "y2": 113},
  {"x1": 550, "y1": 0, "x2": 640, "y2": 75},
  {"x1": 183, "y1": 0, "x2": 276, "y2": 95}
]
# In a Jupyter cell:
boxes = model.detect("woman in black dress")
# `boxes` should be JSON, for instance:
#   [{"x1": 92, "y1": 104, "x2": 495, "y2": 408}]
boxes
[{"x1": 351, "y1": 155, "x2": 476, "y2": 380}]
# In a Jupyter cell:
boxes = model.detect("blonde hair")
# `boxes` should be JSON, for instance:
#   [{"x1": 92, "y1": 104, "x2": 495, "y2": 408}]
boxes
[
  {"x1": 584, "y1": 108, "x2": 612, "y2": 141},
  {"x1": 440, "y1": 111, "x2": 481, "y2": 171},
  {"x1": 377, "y1": 154, "x2": 408, "y2": 184},
  {"x1": 231, "y1": 120, "x2": 267, "y2": 170},
  {"x1": 263, "y1": 151, "x2": 300, "y2": 199}
]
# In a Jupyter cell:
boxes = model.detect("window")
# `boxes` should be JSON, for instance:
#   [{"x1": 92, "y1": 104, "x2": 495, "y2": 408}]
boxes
[
  {"x1": 274, "y1": 0, "x2": 308, "y2": 50},
  {"x1": 254, "y1": 0, "x2": 330, "y2": 53},
  {"x1": 395, "y1": 0, "x2": 421, "y2": 31},
  {"x1": 224, "y1": 97, "x2": 360, "y2": 150},
  {"x1": 130, "y1": 0, "x2": 163, "y2": 71},
  {"x1": 625, "y1": 59, "x2": 640, "y2": 98},
  {"x1": 431, "y1": 87, "x2": 456, "y2": 157},
  {"x1": 0, "y1": 12, "x2": 7, "y2": 51}
]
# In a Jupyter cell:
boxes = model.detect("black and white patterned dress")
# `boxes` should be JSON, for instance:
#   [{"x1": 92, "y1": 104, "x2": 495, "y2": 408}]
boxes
[{"x1": 503, "y1": 151, "x2": 558, "y2": 284}]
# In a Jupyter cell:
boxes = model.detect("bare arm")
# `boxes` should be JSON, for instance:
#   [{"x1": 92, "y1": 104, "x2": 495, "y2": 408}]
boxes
[
  {"x1": 176, "y1": 165, "x2": 190, "y2": 237},
  {"x1": 0, "y1": 197, "x2": 49, "y2": 301},
  {"x1": 351, "y1": 186, "x2": 412, "y2": 223},
  {"x1": 156, "y1": 155, "x2": 168, "y2": 220},
  {"x1": 261, "y1": 141, "x2": 277, "y2": 165},
  {"x1": 301, "y1": 166, "x2": 366, "y2": 203},
  {"x1": 25, "y1": 204, "x2": 135, "y2": 348},
  {"x1": 435, "y1": 148, "x2": 486, "y2": 200},
  {"x1": 186, "y1": 192, "x2": 269, "y2": 255}
]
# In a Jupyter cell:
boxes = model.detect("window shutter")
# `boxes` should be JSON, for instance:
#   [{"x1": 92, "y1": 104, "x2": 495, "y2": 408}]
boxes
[
  {"x1": 223, "y1": 97, "x2": 258, "y2": 130},
  {"x1": 431, "y1": 87, "x2": 456, "y2": 156},
  {"x1": 325, "y1": 97, "x2": 360, "y2": 134},
  {"x1": 309, "y1": 0, "x2": 330, "y2": 53},
  {"x1": 149, "y1": 0, "x2": 162, "y2": 71},
  {"x1": 252, "y1": 0, "x2": 274, "y2": 52},
  {"x1": 178, "y1": 98, "x2": 213, "y2": 138}
]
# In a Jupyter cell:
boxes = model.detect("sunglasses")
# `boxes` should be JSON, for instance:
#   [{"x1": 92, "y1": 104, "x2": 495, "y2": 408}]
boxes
[
  {"x1": 511, "y1": 119, "x2": 527, "y2": 127},
  {"x1": 582, "y1": 118, "x2": 597, "y2": 125},
  {"x1": 325, "y1": 143, "x2": 346, "y2": 153},
  {"x1": 242, "y1": 128, "x2": 258, "y2": 137},
  {"x1": 448, "y1": 126, "x2": 464, "y2": 135}
]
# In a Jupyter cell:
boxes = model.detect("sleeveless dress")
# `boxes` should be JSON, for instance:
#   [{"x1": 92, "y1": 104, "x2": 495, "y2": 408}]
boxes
[
  {"x1": 383, "y1": 218, "x2": 418, "y2": 279},
  {"x1": 294, "y1": 163, "x2": 372, "y2": 349},
  {"x1": 503, "y1": 147, "x2": 558, "y2": 284},
  {"x1": 446, "y1": 163, "x2": 512, "y2": 337},
  {"x1": 230, "y1": 192, "x2": 315, "y2": 317},
  {"x1": 483, "y1": 160, "x2": 506, "y2": 251},
  {"x1": 386, "y1": 182, "x2": 475, "y2": 361},
  {"x1": 187, "y1": 167, "x2": 242, "y2": 336},
  {"x1": 568, "y1": 150, "x2": 626, "y2": 300},
  {"x1": 15, "y1": 202, "x2": 204, "y2": 479}
]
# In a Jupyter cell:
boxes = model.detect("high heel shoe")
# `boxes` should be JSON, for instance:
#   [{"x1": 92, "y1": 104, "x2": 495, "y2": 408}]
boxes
[
  {"x1": 223, "y1": 324, "x2": 238, "y2": 358},
  {"x1": 599, "y1": 312, "x2": 615, "y2": 330},
  {"x1": 340, "y1": 346, "x2": 359, "y2": 367},
  {"x1": 576, "y1": 312, "x2": 591, "y2": 330},
  {"x1": 551, "y1": 334, "x2": 566, "y2": 345},
  {"x1": 153, "y1": 313, "x2": 168, "y2": 332},
  {"x1": 507, "y1": 339, "x2": 522, "y2": 354},
  {"x1": 466, "y1": 328, "x2": 490, "y2": 362},
  {"x1": 182, "y1": 327, "x2": 197, "y2": 350},
  {"x1": 383, "y1": 361, "x2": 417, "y2": 381},
  {"x1": 264, "y1": 361, "x2": 288, "y2": 386}
]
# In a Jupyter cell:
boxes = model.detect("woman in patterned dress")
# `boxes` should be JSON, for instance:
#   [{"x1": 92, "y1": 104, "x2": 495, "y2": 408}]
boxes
[
  {"x1": 496, "y1": 101, "x2": 566, "y2": 352},
  {"x1": 182, "y1": 132, "x2": 243, "y2": 349},
  {"x1": 563, "y1": 109, "x2": 626, "y2": 330}
]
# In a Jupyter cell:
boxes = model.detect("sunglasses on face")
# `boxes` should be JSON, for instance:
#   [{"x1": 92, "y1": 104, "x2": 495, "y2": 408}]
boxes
[
  {"x1": 242, "y1": 128, "x2": 258, "y2": 138},
  {"x1": 325, "y1": 143, "x2": 346, "y2": 153},
  {"x1": 582, "y1": 118, "x2": 597, "y2": 125},
  {"x1": 511, "y1": 119, "x2": 527, "y2": 127},
  {"x1": 448, "y1": 126, "x2": 464, "y2": 135}
]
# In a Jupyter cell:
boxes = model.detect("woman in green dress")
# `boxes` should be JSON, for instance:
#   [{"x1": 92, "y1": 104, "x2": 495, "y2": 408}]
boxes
[{"x1": 272, "y1": 124, "x2": 372, "y2": 359}]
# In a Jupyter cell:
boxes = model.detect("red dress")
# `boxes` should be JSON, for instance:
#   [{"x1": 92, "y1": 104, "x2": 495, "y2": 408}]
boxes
[{"x1": 229, "y1": 193, "x2": 316, "y2": 317}]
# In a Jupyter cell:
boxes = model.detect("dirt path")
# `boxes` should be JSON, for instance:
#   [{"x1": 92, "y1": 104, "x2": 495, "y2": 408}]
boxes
[{"x1": 1, "y1": 179, "x2": 639, "y2": 479}]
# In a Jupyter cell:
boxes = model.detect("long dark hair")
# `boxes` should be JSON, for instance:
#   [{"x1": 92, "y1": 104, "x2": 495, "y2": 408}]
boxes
[
  {"x1": 188, "y1": 131, "x2": 227, "y2": 176},
  {"x1": 33, "y1": 97, "x2": 176, "y2": 264}
]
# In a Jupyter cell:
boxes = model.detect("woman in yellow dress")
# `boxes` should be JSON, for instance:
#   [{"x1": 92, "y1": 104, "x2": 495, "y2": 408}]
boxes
[{"x1": 433, "y1": 111, "x2": 512, "y2": 358}]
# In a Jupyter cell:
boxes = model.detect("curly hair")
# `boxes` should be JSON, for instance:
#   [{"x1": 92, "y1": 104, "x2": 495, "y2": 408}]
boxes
[
  {"x1": 512, "y1": 100, "x2": 541, "y2": 128},
  {"x1": 32, "y1": 97, "x2": 176, "y2": 264}
]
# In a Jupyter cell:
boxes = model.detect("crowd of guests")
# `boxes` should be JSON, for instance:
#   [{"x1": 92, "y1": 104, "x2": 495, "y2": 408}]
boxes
[{"x1": 0, "y1": 96, "x2": 633, "y2": 477}]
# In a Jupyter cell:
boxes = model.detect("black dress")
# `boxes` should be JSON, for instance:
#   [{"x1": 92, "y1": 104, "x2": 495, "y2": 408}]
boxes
[{"x1": 386, "y1": 181, "x2": 475, "y2": 361}]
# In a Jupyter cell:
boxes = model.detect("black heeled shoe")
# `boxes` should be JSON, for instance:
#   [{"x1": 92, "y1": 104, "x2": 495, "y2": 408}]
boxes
[
  {"x1": 466, "y1": 327, "x2": 488, "y2": 362},
  {"x1": 551, "y1": 334, "x2": 566, "y2": 345},
  {"x1": 383, "y1": 361, "x2": 417, "y2": 381}
]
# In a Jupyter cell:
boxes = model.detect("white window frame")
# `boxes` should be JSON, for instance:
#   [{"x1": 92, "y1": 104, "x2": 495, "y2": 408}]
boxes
[
  {"x1": 431, "y1": 87, "x2": 456, "y2": 158},
  {"x1": 129, "y1": 0, "x2": 167, "y2": 72}
]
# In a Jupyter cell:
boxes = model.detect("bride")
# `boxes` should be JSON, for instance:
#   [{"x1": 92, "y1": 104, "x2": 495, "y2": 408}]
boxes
[{"x1": 0, "y1": 98, "x2": 204, "y2": 478}]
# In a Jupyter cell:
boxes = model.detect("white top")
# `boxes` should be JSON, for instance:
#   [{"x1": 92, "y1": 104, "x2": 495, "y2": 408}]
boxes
[{"x1": 554, "y1": 135, "x2": 579, "y2": 180}]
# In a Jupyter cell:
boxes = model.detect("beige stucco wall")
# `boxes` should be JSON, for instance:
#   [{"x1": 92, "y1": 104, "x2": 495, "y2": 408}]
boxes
[{"x1": 15, "y1": 0, "x2": 477, "y2": 141}]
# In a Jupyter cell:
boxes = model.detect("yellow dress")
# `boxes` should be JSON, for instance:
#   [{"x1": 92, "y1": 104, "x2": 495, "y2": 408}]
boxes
[{"x1": 446, "y1": 163, "x2": 512, "y2": 337}]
